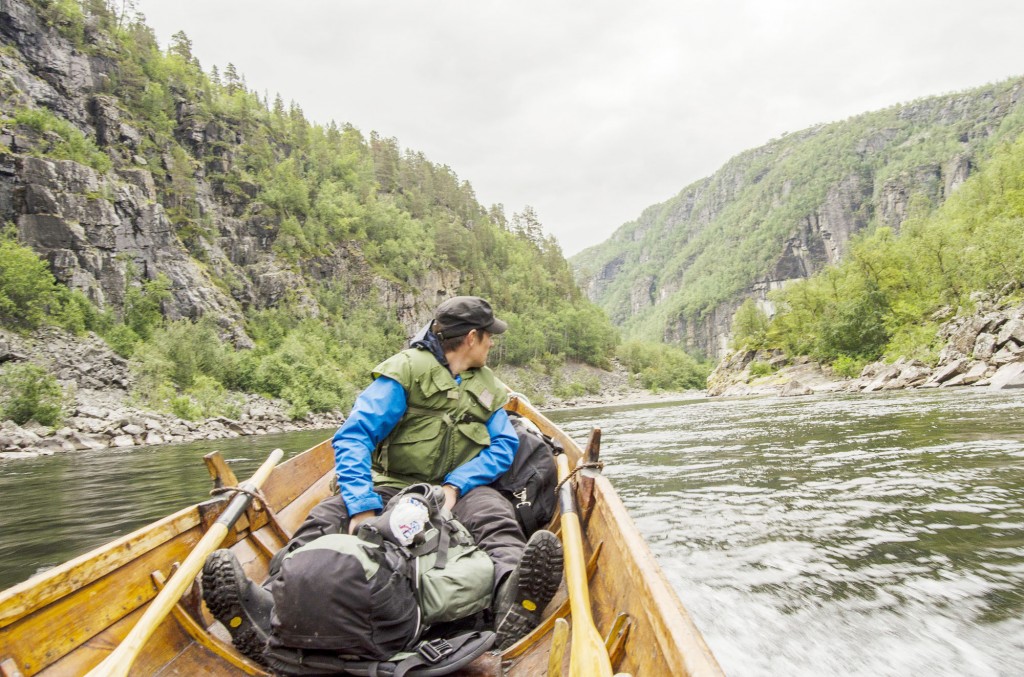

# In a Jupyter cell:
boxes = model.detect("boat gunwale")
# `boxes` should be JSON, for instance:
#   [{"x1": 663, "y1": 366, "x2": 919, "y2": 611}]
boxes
[
  {"x1": 588, "y1": 471, "x2": 723, "y2": 675},
  {"x1": 0, "y1": 505, "x2": 202, "y2": 629}
]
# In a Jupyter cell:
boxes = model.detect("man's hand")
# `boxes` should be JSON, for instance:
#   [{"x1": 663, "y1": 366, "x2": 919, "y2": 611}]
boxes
[
  {"x1": 347, "y1": 510, "x2": 375, "y2": 534},
  {"x1": 442, "y1": 484, "x2": 459, "y2": 511}
]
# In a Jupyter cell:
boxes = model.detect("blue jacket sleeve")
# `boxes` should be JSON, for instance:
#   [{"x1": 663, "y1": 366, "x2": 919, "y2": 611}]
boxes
[
  {"x1": 444, "y1": 408, "x2": 518, "y2": 496},
  {"x1": 331, "y1": 376, "x2": 407, "y2": 516}
]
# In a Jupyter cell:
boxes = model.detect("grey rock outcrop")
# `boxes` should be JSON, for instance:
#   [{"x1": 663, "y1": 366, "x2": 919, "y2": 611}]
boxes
[
  {"x1": 990, "y1": 362, "x2": 1024, "y2": 390},
  {"x1": 780, "y1": 380, "x2": 813, "y2": 397},
  {"x1": 0, "y1": 0, "x2": 460, "y2": 351},
  {"x1": 927, "y1": 358, "x2": 967, "y2": 386}
]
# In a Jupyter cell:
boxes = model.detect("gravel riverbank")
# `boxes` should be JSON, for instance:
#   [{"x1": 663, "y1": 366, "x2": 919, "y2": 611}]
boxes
[{"x1": 0, "y1": 327, "x2": 342, "y2": 460}]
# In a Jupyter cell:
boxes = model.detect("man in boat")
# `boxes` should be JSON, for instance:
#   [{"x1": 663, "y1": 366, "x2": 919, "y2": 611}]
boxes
[{"x1": 202, "y1": 296, "x2": 564, "y2": 662}]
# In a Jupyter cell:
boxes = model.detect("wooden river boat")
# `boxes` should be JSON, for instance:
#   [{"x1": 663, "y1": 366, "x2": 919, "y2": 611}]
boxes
[{"x1": 0, "y1": 397, "x2": 723, "y2": 676}]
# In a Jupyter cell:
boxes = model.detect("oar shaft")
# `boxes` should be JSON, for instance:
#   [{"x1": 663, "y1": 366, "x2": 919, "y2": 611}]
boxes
[
  {"x1": 556, "y1": 454, "x2": 614, "y2": 677},
  {"x1": 560, "y1": 512, "x2": 593, "y2": 612},
  {"x1": 548, "y1": 617, "x2": 570, "y2": 677},
  {"x1": 87, "y1": 448, "x2": 284, "y2": 677}
]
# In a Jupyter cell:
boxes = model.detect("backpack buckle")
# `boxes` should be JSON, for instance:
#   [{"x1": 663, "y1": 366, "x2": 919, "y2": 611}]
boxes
[{"x1": 417, "y1": 638, "x2": 454, "y2": 663}]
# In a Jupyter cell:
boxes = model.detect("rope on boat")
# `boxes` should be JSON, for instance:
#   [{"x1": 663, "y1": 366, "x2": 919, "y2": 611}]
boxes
[
  {"x1": 210, "y1": 484, "x2": 294, "y2": 540},
  {"x1": 210, "y1": 484, "x2": 266, "y2": 511},
  {"x1": 555, "y1": 460, "x2": 605, "y2": 494}
]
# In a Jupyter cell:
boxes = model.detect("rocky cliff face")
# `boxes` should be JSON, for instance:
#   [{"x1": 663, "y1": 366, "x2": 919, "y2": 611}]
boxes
[
  {"x1": 0, "y1": 0, "x2": 457, "y2": 344},
  {"x1": 573, "y1": 78, "x2": 1024, "y2": 359}
]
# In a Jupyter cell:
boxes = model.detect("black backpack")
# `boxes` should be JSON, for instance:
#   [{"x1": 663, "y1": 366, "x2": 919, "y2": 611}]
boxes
[
  {"x1": 490, "y1": 413, "x2": 562, "y2": 536},
  {"x1": 265, "y1": 486, "x2": 496, "y2": 676},
  {"x1": 267, "y1": 534, "x2": 421, "y2": 661}
]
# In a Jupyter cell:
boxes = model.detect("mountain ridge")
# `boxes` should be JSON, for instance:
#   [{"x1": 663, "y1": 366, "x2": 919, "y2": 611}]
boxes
[
  {"x1": 572, "y1": 76, "x2": 1024, "y2": 358},
  {"x1": 0, "y1": 0, "x2": 615, "y2": 365}
]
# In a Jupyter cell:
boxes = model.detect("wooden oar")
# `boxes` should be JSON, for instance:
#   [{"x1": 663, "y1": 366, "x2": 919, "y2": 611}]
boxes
[
  {"x1": 556, "y1": 453, "x2": 615, "y2": 677},
  {"x1": 86, "y1": 448, "x2": 284, "y2": 677}
]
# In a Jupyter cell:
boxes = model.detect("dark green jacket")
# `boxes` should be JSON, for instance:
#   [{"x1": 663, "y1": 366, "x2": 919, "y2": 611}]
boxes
[{"x1": 370, "y1": 348, "x2": 507, "y2": 488}]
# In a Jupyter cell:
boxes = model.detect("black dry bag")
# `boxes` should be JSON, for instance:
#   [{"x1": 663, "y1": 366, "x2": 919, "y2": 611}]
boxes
[{"x1": 490, "y1": 412, "x2": 562, "y2": 536}]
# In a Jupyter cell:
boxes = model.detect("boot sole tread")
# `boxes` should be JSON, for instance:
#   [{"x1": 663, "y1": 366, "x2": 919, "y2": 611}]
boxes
[
  {"x1": 516, "y1": 531, "x2": 564, "y2": 603},
  {"x1": 201, "y1": 550, "x2": 268, "y2": 665},
  {"x1": 495, "y1": 531, "x2": 564, "y2": 649}
]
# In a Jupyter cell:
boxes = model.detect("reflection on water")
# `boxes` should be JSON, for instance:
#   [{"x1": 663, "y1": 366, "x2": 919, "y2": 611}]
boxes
[
  {"x1": 548, "y1": 389, "x2": 1024, "y2": 676},
  {"x1": 2, "y1": 389, "x2": 1022, "y2": 675},
  {"x1": 0, "y1": 428, "x2": 332, "y2": 587}
]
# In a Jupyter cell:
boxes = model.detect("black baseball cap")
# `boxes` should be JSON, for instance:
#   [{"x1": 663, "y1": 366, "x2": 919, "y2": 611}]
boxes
[{"x1": 433, "y1": 296, "x2": 508, "y2": 339}]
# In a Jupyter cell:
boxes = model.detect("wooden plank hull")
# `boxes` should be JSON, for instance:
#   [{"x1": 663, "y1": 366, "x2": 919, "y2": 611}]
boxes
[{"x1": 0, "y1": 399, "x2": 723, "y2": 677}]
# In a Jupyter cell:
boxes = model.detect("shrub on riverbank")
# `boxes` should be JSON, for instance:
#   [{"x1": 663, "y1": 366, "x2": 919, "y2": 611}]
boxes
[
  {"x1": 0, "y1": 229, "x2": 100, "y2": 334},
  {"x1": 128, "y1": 321, "x2": 246, "y2": 420},
  {"x1": 0, "y1": 362, "x2": 65, "y2": 426},
  {"x1": 617, "y1": 341, "x2": 712, "y2": 391}
]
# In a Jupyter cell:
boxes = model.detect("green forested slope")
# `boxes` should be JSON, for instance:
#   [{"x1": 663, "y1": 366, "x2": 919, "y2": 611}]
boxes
[
  {"x1": 572, "y1": 77, "x2": 1024, "y2": 354},
  {"x1": 739, "y1": 133, "x2": 1024, "y2": 373},
  {"x1": 0, "y1": 0, "x2": 618, "y2": 417}
]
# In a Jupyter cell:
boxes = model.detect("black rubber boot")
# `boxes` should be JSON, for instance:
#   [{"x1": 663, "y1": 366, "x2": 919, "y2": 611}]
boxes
[
  {"x1": 201, "y1": 548, "x2": 274, "y2": 665},
  {"x1": 493, "y1": 530, "x2": 564, "y2": 650}
]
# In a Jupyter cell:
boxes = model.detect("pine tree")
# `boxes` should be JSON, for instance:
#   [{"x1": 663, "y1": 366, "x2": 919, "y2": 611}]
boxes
[
  {"x1": 224, "y1": 63, "x2": 240, "y2": 92},
  {"x1": 169, "y1": 30, "x2": 192, "y2": 61}
]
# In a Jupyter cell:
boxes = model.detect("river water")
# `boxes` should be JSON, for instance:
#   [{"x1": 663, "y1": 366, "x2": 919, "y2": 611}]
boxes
[
  {"x1": 1, "y1": 388, "x2": 1022, "y2": 675},
  {"x1": 545, "y1": 388, "x2": 1024, "y2": 676}
]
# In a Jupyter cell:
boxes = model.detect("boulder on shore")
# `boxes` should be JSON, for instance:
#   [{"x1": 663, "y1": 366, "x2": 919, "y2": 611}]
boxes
[
  {"x1": 990, "y1": 362, "x2": 1024, "y2": 390},
  {"x1": 780, "y1": 380, "x2": 814, "y2": 397}
]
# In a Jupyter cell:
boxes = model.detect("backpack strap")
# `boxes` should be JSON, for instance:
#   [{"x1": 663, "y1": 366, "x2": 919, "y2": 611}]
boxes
[
  {"x1": 391, "y1": 631, "x2": 496, "y2": 677},
  {"x1": 433, "y1": 521, "x2": 451, "y2": 569},
  {"x1": 263, "y1": 631, "x2": 495, "y2": 676},
  {"x1": 517, "y1": 499, "x2": 540, "y2": 537}
]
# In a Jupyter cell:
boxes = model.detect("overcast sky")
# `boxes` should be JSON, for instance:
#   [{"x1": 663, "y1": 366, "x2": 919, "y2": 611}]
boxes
[{"x1": 132, "y1": 0, "x2": 1023, "y2": 256}]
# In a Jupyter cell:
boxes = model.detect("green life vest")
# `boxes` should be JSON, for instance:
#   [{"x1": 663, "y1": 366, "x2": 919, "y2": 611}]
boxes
[{"x1": 370, "y1": 348, "x2": 507, "y2": 489}]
